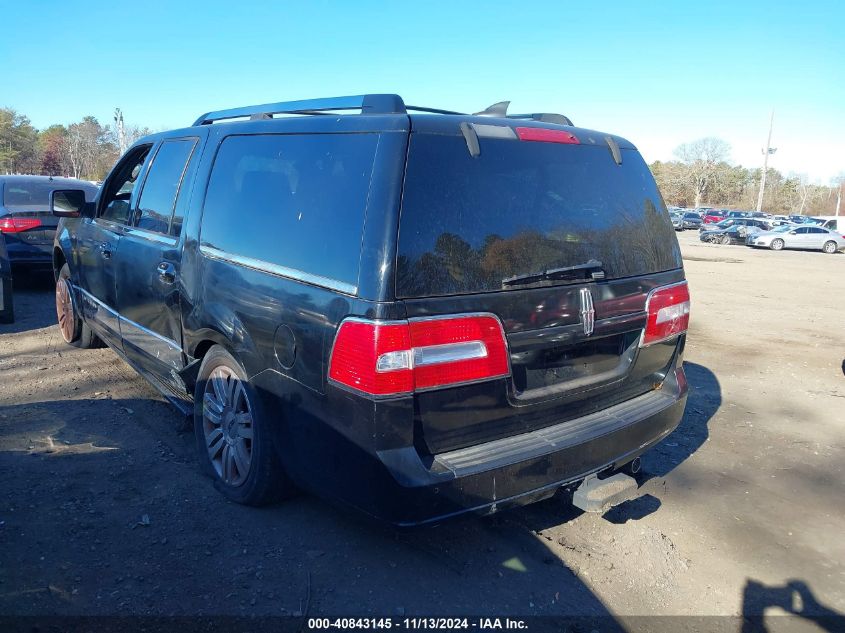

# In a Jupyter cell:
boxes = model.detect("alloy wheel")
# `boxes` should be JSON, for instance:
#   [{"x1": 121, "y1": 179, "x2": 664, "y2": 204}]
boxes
[
  {"x1": 202, "y1": 366, "x2": 254, "y2": 486},
  {"x1": 55, "y1": 279, "x2": 75, "y2": 343}
]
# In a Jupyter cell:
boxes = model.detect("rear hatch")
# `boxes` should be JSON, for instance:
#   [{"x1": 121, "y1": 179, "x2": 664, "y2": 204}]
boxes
[{"x1": 395, "y1": 119, "x2": 684, "y2": 454}]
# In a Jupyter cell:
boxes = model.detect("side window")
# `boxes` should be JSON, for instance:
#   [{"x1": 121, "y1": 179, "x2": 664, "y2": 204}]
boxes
[
  {"x1": 135, "y1": 139, "x2": 197, "y2": 235},
  {"x1": 199, "y1": 133, "x2": 379, "y2": 287},
  {"x1": 99, "y1": 146, "x2": 152, "y2": 224},
  {"x1": 795, "y1": 227, "x2": 810, "y2": 234}
]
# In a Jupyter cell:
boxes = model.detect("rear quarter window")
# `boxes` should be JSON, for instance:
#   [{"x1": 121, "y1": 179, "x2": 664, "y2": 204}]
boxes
[
  {"x1": 396, "y1": 133, "x2": 682, "y2": 297},
  {"x1": 199, "y1": 133, "x2": 379, "y2": 290}
]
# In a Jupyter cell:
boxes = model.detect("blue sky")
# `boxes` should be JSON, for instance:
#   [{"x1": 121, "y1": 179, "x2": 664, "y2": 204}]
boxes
[{"x1": 2, "y1": 0, "x2": 843, "y2": 182}]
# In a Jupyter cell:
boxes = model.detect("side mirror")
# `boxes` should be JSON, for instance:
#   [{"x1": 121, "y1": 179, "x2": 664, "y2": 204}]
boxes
[
  {"x1": 788, "y1": 230, "x2": 797, "y2": 235},
  {"x1": 51, "y1": 189, "x2": 88, "y2": 218}
]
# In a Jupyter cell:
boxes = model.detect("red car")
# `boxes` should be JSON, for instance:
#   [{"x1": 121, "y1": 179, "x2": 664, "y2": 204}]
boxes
[{"x1": 702, "y1": 209, "x2": 729, "y2": 224}]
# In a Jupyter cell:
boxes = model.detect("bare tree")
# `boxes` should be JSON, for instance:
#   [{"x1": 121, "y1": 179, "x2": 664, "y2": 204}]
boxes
[
  {"x1": 796, "y1": 174, "x2": 811, "y2": 215},
  {"x1": 65, "y1": 117, "x2": 110, "y2": 179},
  {"x1": 673, "y1": 137, "x2": 731, "y2": 208}
]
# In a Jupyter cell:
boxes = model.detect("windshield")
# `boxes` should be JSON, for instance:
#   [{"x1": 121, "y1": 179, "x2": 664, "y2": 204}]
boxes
[{"x1": 397, "y1": 133, "x2": 682, "y2": 297}]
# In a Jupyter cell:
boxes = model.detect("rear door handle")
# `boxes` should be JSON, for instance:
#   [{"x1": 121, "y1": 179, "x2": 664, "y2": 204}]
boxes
[{"x1": 157, "y1": 262, "x2": 176, "y2": 284}]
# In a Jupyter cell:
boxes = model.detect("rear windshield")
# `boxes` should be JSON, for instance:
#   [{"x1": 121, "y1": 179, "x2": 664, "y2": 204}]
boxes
[
  {"x1": 3, "y1": 180, "x2": 96, "y2": 210},
  {"x1": 396, "y1": 133, "x2": 682, "y2": 298}
]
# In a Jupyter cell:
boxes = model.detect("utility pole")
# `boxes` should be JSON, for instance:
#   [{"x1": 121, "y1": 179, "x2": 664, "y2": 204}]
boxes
[
  {"x1": 114, "y1": 108, "x2": 128, "y2": 155},
  {"x1": 756, "y1": 110, "x2": 776, "y2": 212}
]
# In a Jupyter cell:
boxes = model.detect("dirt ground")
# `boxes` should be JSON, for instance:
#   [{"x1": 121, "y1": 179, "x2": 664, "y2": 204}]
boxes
[{"x1": 1, "y1": 231, "x2": 844, "y2": 626}]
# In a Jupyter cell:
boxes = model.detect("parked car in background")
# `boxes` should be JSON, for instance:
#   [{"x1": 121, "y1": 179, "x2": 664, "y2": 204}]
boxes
[
  {"x1": 747, "y1": 225, "x2": 845, "y2": 253},
  {"x1": 681, "y1": 212, "x2": 703, "y2": 229},
  {"x1": 771, "y1": 215, "x2": 791, "y2": 226},
  {"x1": 700, "y1": 224, "x2": 762, "y2": 245},
  {"x1": 0, "y1": 176, "x2": 99, "y2": 270},
  {"x1": 702, "y1": 210, "x2": 728, "y2": 224},
  {"x1": 49, "y1": 93, "x2": 690, "y2": 525},
  {"x1": 700, "y1": 218, "x2": 771, "y2": 233},
  {"x1": 817, "y1": 217, "x2": 842, "y2": 232},
  {"x1": 670, "y1": 212, "x2": 684, "y2": 230},
  {"x1": 0, "y1": 231, "x2": 12, "y2": 323},
  {"x1": 726, "y1": 210, "x2": 750, "y2": 219}
]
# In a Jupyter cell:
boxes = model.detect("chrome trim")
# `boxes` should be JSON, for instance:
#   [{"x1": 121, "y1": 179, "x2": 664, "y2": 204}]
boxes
[
  {"x1": 579, "y1": 287, "x2": 595, "y2": 336},
  {"x1": 74, "y1": 284, "x2": 182, "y2": 354},
  {"x1": 199, "y1": 245, "x2": 357, "y2": 296},
  {"x1": 118, "y1": 315, "x2": 182, "y2": 353},
  {"x1": 123, "y1": 226, "x2": 178, "y2": 246},
  {"x1": 413, "y1": 341, "x2": 488, "y2": 367},
  {"x1": 76, "y1": 285, "x2": 120, "y2": 318}
]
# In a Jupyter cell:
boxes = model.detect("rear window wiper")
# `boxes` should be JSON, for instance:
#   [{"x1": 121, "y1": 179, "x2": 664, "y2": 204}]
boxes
[{"x1": 502, "y1": 260, "x2": 605, "y2": 288}]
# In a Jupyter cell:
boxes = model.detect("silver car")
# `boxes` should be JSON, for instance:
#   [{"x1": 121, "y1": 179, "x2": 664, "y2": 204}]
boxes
[
  {"x1": 747, "y1": 224, "x2": 845, "y2": 253},
  {"x1": 670, "y1": 212, "x2": 684, "y2": 230}
]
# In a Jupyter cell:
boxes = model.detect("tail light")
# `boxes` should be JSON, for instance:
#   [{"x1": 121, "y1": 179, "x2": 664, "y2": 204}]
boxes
[
  {"x1": 641, "y1": 281, "x2": 690, "y2": 347},
  {"x1": 0, "y1": 217, "x2": 42, "y2": 233},
  {"x1": 328, "y1": 314, "x2": 510, "y2": 397},
  {"x1": 515, "y1": 127, "x2": 580, "y2": 145}
]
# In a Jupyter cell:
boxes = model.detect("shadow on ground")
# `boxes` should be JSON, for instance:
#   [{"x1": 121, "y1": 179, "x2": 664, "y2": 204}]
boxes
[
  {"x1": 642, "y1": 361, "x2": 721, "y2": 479},
  {"x1": 741, "y1": 578, "x2": 843, "y2": 632},
  {"x1": 0, "y1": 397, "x2": 620, "y2": 619}
]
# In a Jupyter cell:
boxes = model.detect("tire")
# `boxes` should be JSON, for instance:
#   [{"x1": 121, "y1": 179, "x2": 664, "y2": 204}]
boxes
[
  {"x1": 719, "y1": 235, "x2": 731, "y2": 245},
  {"x1": 822, "y1": 241, "x2": 838, "y2": 254},
  {"x1": 770, "y1": 239, "x2": 784, "y2": 251},
  {"x1": 56, "y1": 264, "x2": 101, "y2": 348},
  {"x1": 193, "y1": 345, "x2": 290, "y2": 505}
]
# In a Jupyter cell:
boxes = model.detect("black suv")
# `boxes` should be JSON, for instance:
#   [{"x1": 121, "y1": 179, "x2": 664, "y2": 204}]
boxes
[{"x1": 51, "y1": 94, "x2": 689, "y2": 525}]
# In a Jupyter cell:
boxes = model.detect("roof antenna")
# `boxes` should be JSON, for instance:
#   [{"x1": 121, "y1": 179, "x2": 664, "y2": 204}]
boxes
[{"x1": 473, "y1": 101, "x2": 510, "y2": 117}]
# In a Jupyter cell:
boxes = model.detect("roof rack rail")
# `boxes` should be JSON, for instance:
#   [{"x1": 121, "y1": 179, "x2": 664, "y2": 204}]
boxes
[
  {"x1": 193, "y1": 93, "x2": 407, "y2": 126},
  {"x1": 406, "y1": 105, "x2": 466, "y2": 115},
  {"x1": 508, "y1": 112, "x2": 574, "y2": 126}
]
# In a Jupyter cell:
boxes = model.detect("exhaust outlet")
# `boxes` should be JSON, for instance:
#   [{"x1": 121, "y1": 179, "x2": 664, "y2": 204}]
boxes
[{"x1": 628, "y1": 457, "x2": 642, "y2": 475}]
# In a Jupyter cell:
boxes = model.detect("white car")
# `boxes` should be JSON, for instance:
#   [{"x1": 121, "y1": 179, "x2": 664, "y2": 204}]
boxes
[{"x1": 747, "y1": 224, "x2": 845, "y2": 253}]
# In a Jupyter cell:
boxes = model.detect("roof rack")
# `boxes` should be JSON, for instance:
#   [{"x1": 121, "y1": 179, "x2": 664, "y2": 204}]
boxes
[
  {"x1": 192, "y1": 95, "x2": 573, "y2": 127},
  {"x1": 193, "y1": 93, "x2": 407, "y2": 126}
]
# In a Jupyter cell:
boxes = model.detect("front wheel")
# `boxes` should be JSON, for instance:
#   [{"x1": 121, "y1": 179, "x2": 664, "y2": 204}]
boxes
[
  {"x1": 55, "y1": 264, "x2": 101, "y2": 348},
  {"x1": 193, "y1": 345, "x2": 291, "y2": 505},
  {"x1": 822, "y1": 240, "x2": 838, "y2": 254},
  {"x1": 719, "y1": 234, "x2": 731, "y2": 245},
  {"x1": 770, "y1": 239, "x2": 785, "y2": 251}
]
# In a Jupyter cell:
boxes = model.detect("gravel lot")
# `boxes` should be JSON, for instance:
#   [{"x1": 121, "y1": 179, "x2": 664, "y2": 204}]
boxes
[{"x1": 1, "y1": 231, "x2": 843, "y2": 624}]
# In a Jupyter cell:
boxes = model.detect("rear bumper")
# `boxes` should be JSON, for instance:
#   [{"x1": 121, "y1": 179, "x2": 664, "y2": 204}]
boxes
[
  {"x1": 368, "y1": 372, "x2": 688, "y2": 526},
  {"x1": 3, "y1": 236, "x2": 52, "y2": 265}
]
